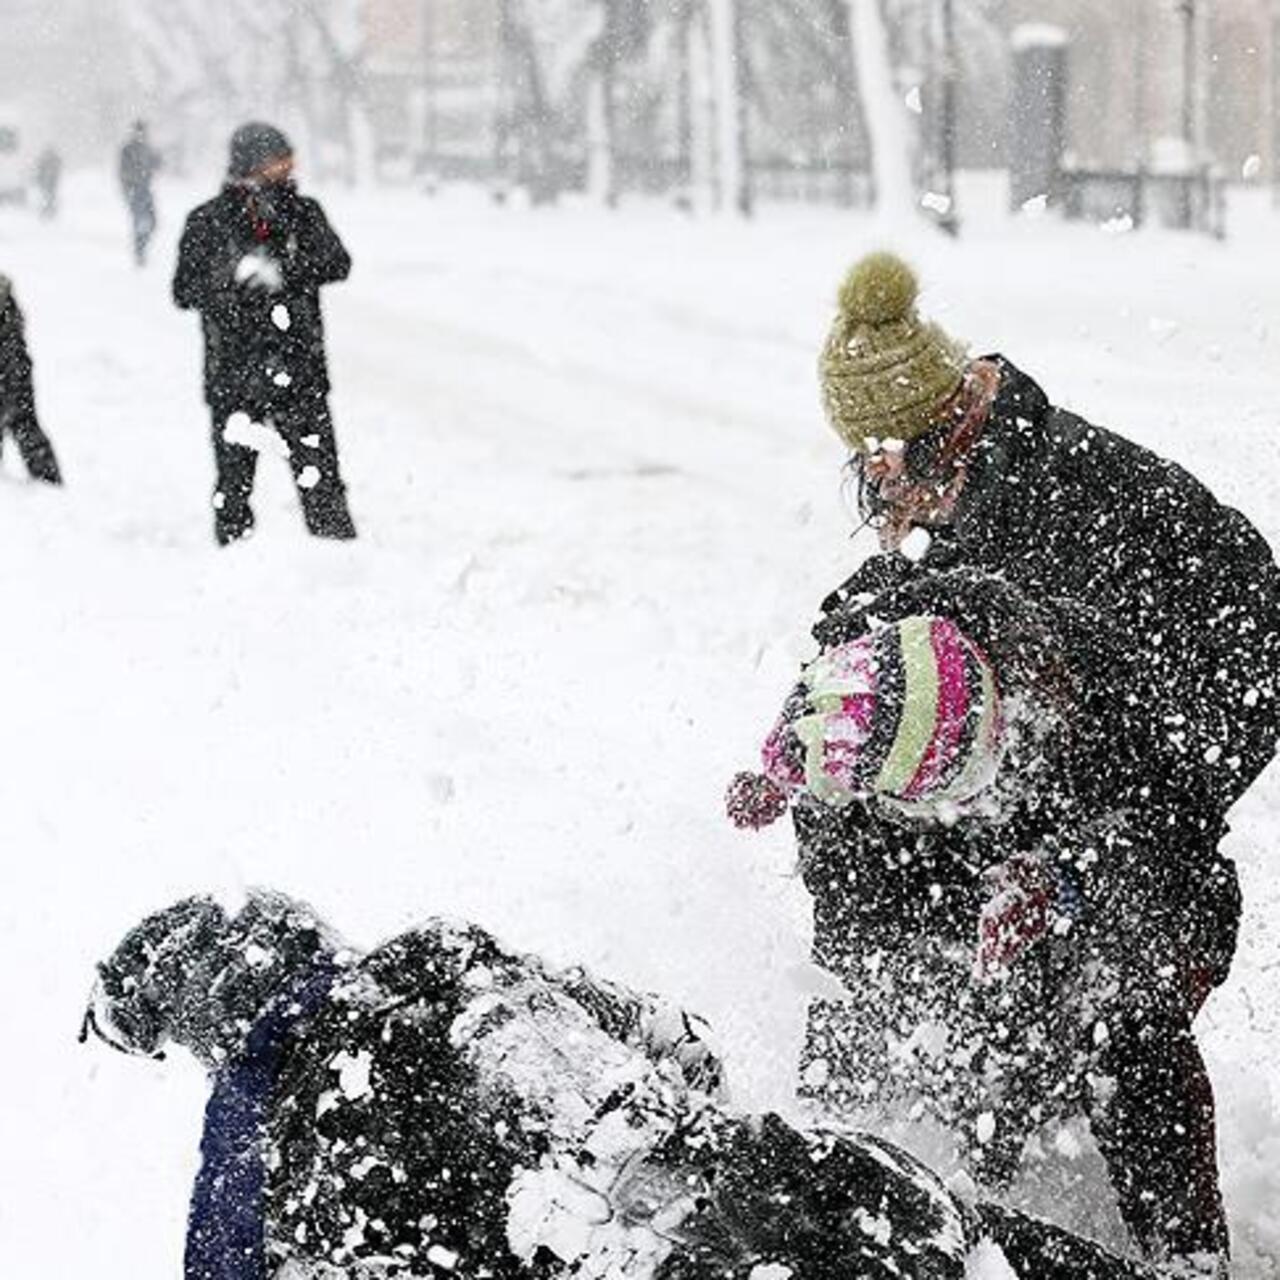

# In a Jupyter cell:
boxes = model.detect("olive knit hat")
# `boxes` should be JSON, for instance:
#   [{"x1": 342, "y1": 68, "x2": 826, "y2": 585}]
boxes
[{"x1": 819, "y1": 252, "x2": 967, "y2": 452}]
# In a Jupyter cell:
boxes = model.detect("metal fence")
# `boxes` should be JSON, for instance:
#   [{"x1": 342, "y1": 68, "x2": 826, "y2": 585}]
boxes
[{"x1": 1060, "y1": 166, "x2": 1226, "y2": 237}]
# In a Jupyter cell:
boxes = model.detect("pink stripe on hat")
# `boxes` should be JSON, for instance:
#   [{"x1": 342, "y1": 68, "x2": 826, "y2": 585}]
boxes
[{"x1": 902, "y1": 617, "x2": 973, "y2": 800}]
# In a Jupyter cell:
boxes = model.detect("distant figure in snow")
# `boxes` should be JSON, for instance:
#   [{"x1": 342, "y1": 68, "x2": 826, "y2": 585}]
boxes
[
  {"x1": 34, "y1": 146, "x2": 62, "y2": 221},
  {"x1": 84, "y1": 889, "x2": 1160, "y2": 1280},
  {"x1": 118, "y1": 121, "x2": 161, "y2": 266},
  {"x1": 731, "y1": 251, "x2": 1280, "y2": 1278},
  {"x1": 173, "y1": 122, "x2": 356, "y2": 546},
  {"x1": 0, "y1": 274, "x2": 62, "y2": 484}
]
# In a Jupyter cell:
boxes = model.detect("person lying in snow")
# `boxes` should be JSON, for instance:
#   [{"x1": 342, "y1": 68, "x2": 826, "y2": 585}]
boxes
[
  {"x1": 727, "y1": 570, "x2": 1244, "y2": 1278},
  {"x1": 83, "y1": 890, "x2": 1159, "y2": 1280},
  {"x1": 0, "y1": 274, "x2": 62, "y2": 484}
]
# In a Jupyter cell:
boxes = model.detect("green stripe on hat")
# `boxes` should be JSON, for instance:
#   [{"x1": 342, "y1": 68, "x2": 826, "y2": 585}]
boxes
[
  {"x1": 938, "y1": 657, "x2": 1001, "y2": 801},
  {"x1": 874, "y1": 617, "x2": 940, "y2": 797},
  {"x1": 793, "y1": 713, "x2": 851, "y2": 806}
]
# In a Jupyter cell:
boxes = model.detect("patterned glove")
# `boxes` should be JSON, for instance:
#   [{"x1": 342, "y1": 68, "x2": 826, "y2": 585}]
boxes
[
  {"x1": 973, "y1": 853, "x2": 1066, "y2": 985},
  {"x1": 725, "y1": 771, "x2": 789, "y2": 830}
]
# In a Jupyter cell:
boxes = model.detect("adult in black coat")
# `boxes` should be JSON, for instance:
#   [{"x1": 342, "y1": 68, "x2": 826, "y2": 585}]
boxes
[
  {"x1": 173, "y1": 123, "x2": 356, "y2": 546},
  {"x1": 773, "y1": 252, "x2": 1280, "y2": 1273},
  {"x1": 731, "y1": 569, "x2": 1240, "y2": 1273},
  {"x1": 118, "y1": 121, "x2": 161, "y2": 265},
  {"x1": 84, "y1": 890, "x2": 1159, "y2": 1280},
  {"x1": 0, "y1": 274, "x2": 62, "y2": 484}
]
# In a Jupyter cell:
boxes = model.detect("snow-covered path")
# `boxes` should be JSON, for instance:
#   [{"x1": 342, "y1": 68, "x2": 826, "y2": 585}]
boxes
[{"x1": 1, "y1": 175, "x2": 1277, "y2": 1275}]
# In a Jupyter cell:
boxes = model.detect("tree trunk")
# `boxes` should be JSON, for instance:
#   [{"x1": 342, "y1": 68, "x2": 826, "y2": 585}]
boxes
[
  {"x1": 846, "y1": 0, "x2": 919, "y2": 225},
  {"x1": 707, "y1": 0, "x2": 750, "y2": 215},
  {"x1": 585, "y1": 74, "x2": 615, "y2": 205}
]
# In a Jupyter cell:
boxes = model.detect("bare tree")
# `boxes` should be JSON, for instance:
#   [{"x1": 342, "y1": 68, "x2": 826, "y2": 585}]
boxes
[{"x1": 123, "y1": 0, "x2": 378, "y2": 183}]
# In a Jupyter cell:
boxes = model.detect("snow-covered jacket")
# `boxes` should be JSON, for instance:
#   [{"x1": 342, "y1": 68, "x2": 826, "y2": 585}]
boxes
[
  {"x1": 818, "y1": 356, "x2": 1280, "y2": 823},
  {"x1": 800, "y1": 360, "x2": 1275, "y2": 959},
  {"x1": 87, "y1": 893, "x2": 1157, "y2": 1280},
  {"x1": 0, "y1": 275, "x2": 36, "y2": 420},
  {"x1": 173, "y1": 183, "x2": 350, "y2": 412}
]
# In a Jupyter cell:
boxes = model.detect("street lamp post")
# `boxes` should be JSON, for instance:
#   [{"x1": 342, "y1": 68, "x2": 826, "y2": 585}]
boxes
[
  {"x1": 937, "y1": 0, "x2": 959, "y2": 234},
  {"x1": 1178, "y1": 0, "x2": 1197, "y2": 154},
  {"x1": 421, "y1": 0, "x2": 439, "y2": 183},
  {"x1": 1174, "y1": 0, "x2": 1198, "y2": 228},
  {"x1": 1271, "y1": 0, "x2": 1280, "y2": 206}
]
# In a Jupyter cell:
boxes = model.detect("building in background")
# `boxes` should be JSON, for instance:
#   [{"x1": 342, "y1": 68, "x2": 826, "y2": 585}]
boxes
[
  {"x1": 1, "y1": 0, "x2": 1276, "y2": 220},
  {"x1": 363, "y1": 0, "x2": 504, "y2": 182},
  {"x1": 0, "y1": 0, "x2": 135, "y2": 168},
  {"x1": 997, "y1": 0, "x2": 1271, "y2": 178}
]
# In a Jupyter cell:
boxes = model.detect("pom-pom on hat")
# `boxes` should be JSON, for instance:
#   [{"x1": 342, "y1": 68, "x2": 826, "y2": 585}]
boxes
[
  {"x1": 818, "y1": 252, "x2": 968, "y2": 453},
  {"x1": 762, "y1": 616, "x2": 1003, "y2": 810}
]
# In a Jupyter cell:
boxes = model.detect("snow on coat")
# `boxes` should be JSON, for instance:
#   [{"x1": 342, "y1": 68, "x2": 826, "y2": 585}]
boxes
[
  {"x1": 0, "y1": 275, "x2": 62, "y2": 483},
  {"x1": 790, "y1": 359, "x2": 1262, "y2": 1262},
  {"x1": 85, "y1": 891, "x2": 1158, "y2": 1280},
  {"x1": 173, "y1": 183, "x2": 351, "y2": 413},
  {"x1": 818, "y1": 355, "x2": 1280, "y2": 824}
]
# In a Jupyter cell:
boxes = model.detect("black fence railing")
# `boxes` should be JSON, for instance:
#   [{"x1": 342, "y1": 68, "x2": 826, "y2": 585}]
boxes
[
  {"x1": 748, "y1": 158, "x2": 874, "y2": 208},
  {"x1": 382, "y1": 142, "x2": 874, "y2": 212},
  {"x1": 1060, "y1": 165, "x2": 1226, "y2": 237}
]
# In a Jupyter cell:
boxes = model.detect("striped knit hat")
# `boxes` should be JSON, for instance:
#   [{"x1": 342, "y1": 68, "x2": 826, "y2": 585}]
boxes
[{"x1": 762, "y1": 616, "x2": 1003, "y2": 809}]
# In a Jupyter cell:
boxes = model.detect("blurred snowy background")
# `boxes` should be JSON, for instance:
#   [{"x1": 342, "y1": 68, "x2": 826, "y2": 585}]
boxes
[{"x1": 1, "y1": 1, "x2": 1278, "y2": 1277}]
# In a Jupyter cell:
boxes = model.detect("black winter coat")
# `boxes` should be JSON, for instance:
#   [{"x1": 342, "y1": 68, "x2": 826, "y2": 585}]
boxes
[
  {"x1": 820, "y1": 357, "x2": 1280, "y2": 819},
  {"x1": 173, "y1": 183, "x2": 350, "y2": 413},
  {"x1": 0, "y1": 277, "x2": 36, "y2": 417},
  {"x1": 802, "y1": 359, "x2": 1277, "y2": 955}
]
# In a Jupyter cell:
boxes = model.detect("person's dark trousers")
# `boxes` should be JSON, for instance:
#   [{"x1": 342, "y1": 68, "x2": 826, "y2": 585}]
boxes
[
  {"x1": 210, "y1": 398, "x2": 356, "y2": 546},
  {"x1": 128, "y1": 194, "x2": 156, "y2": 266},
  {"x1": 210, "y1": 416, "x2": 257, "y2": 545},
  {"x1": 0, "y1": 408, "x2": 62, "y2": 484},
  {"x1": 1086, "y1": 943, "x2": 1230, "y2": 1269}
]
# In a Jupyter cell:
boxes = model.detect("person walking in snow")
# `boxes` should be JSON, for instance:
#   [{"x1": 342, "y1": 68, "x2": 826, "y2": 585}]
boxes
[
  {"x1": 34, "y1": 146, "x2": 62, "y2": 221},
  {"x1": 0, "y1": 274, "x2": 62, "y2": 484},
  {"x1": 173, "y1": 122, "x2": 356, "y2": 546},
  {"x1": 730, "y1": 252, "x2": 1280, "y2": 1275},
  {"x1": 118, "y1": 121, "x2": 161, "y2": 266},
  {"x1": 84, "y1": 889, "x2": 1159, "y2": 1280}
]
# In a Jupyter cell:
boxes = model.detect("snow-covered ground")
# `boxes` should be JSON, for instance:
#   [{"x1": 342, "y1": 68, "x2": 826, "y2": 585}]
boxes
[{"x1": 1, "y1": 171, "x2": 1277, "y2": 1276}]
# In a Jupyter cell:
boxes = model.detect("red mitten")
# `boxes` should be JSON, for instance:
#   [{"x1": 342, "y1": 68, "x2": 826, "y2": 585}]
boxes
[
  {"x1": 725, "y1": 772, "x2": 790, "y2": 830},
  {"x1": 973, "y1": 854, "x2": 1053, "y2": 984}
]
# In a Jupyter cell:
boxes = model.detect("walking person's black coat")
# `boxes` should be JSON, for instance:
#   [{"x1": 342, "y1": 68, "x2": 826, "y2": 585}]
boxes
[
  {"x1": 0, "y1": 275, "x2": 62, "y2": 484},
  {"x1": 173, "y1": 125, "x2": 356, "y2": 545}
]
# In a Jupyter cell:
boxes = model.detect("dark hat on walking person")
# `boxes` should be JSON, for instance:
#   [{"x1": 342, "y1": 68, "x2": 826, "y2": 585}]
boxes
[{"x1": 228, "y1": 122, "x2": 294, "y2": 179}]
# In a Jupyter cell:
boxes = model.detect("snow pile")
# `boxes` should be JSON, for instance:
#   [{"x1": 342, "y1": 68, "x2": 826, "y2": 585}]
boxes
[{"x1": 965, "y1": 1237, "x2": 1020, "y2": 1279}]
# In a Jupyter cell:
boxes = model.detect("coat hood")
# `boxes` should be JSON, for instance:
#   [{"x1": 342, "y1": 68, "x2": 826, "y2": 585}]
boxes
[{"x1": 85, "y1": 890, "x2": 343, "y2": 1069}]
